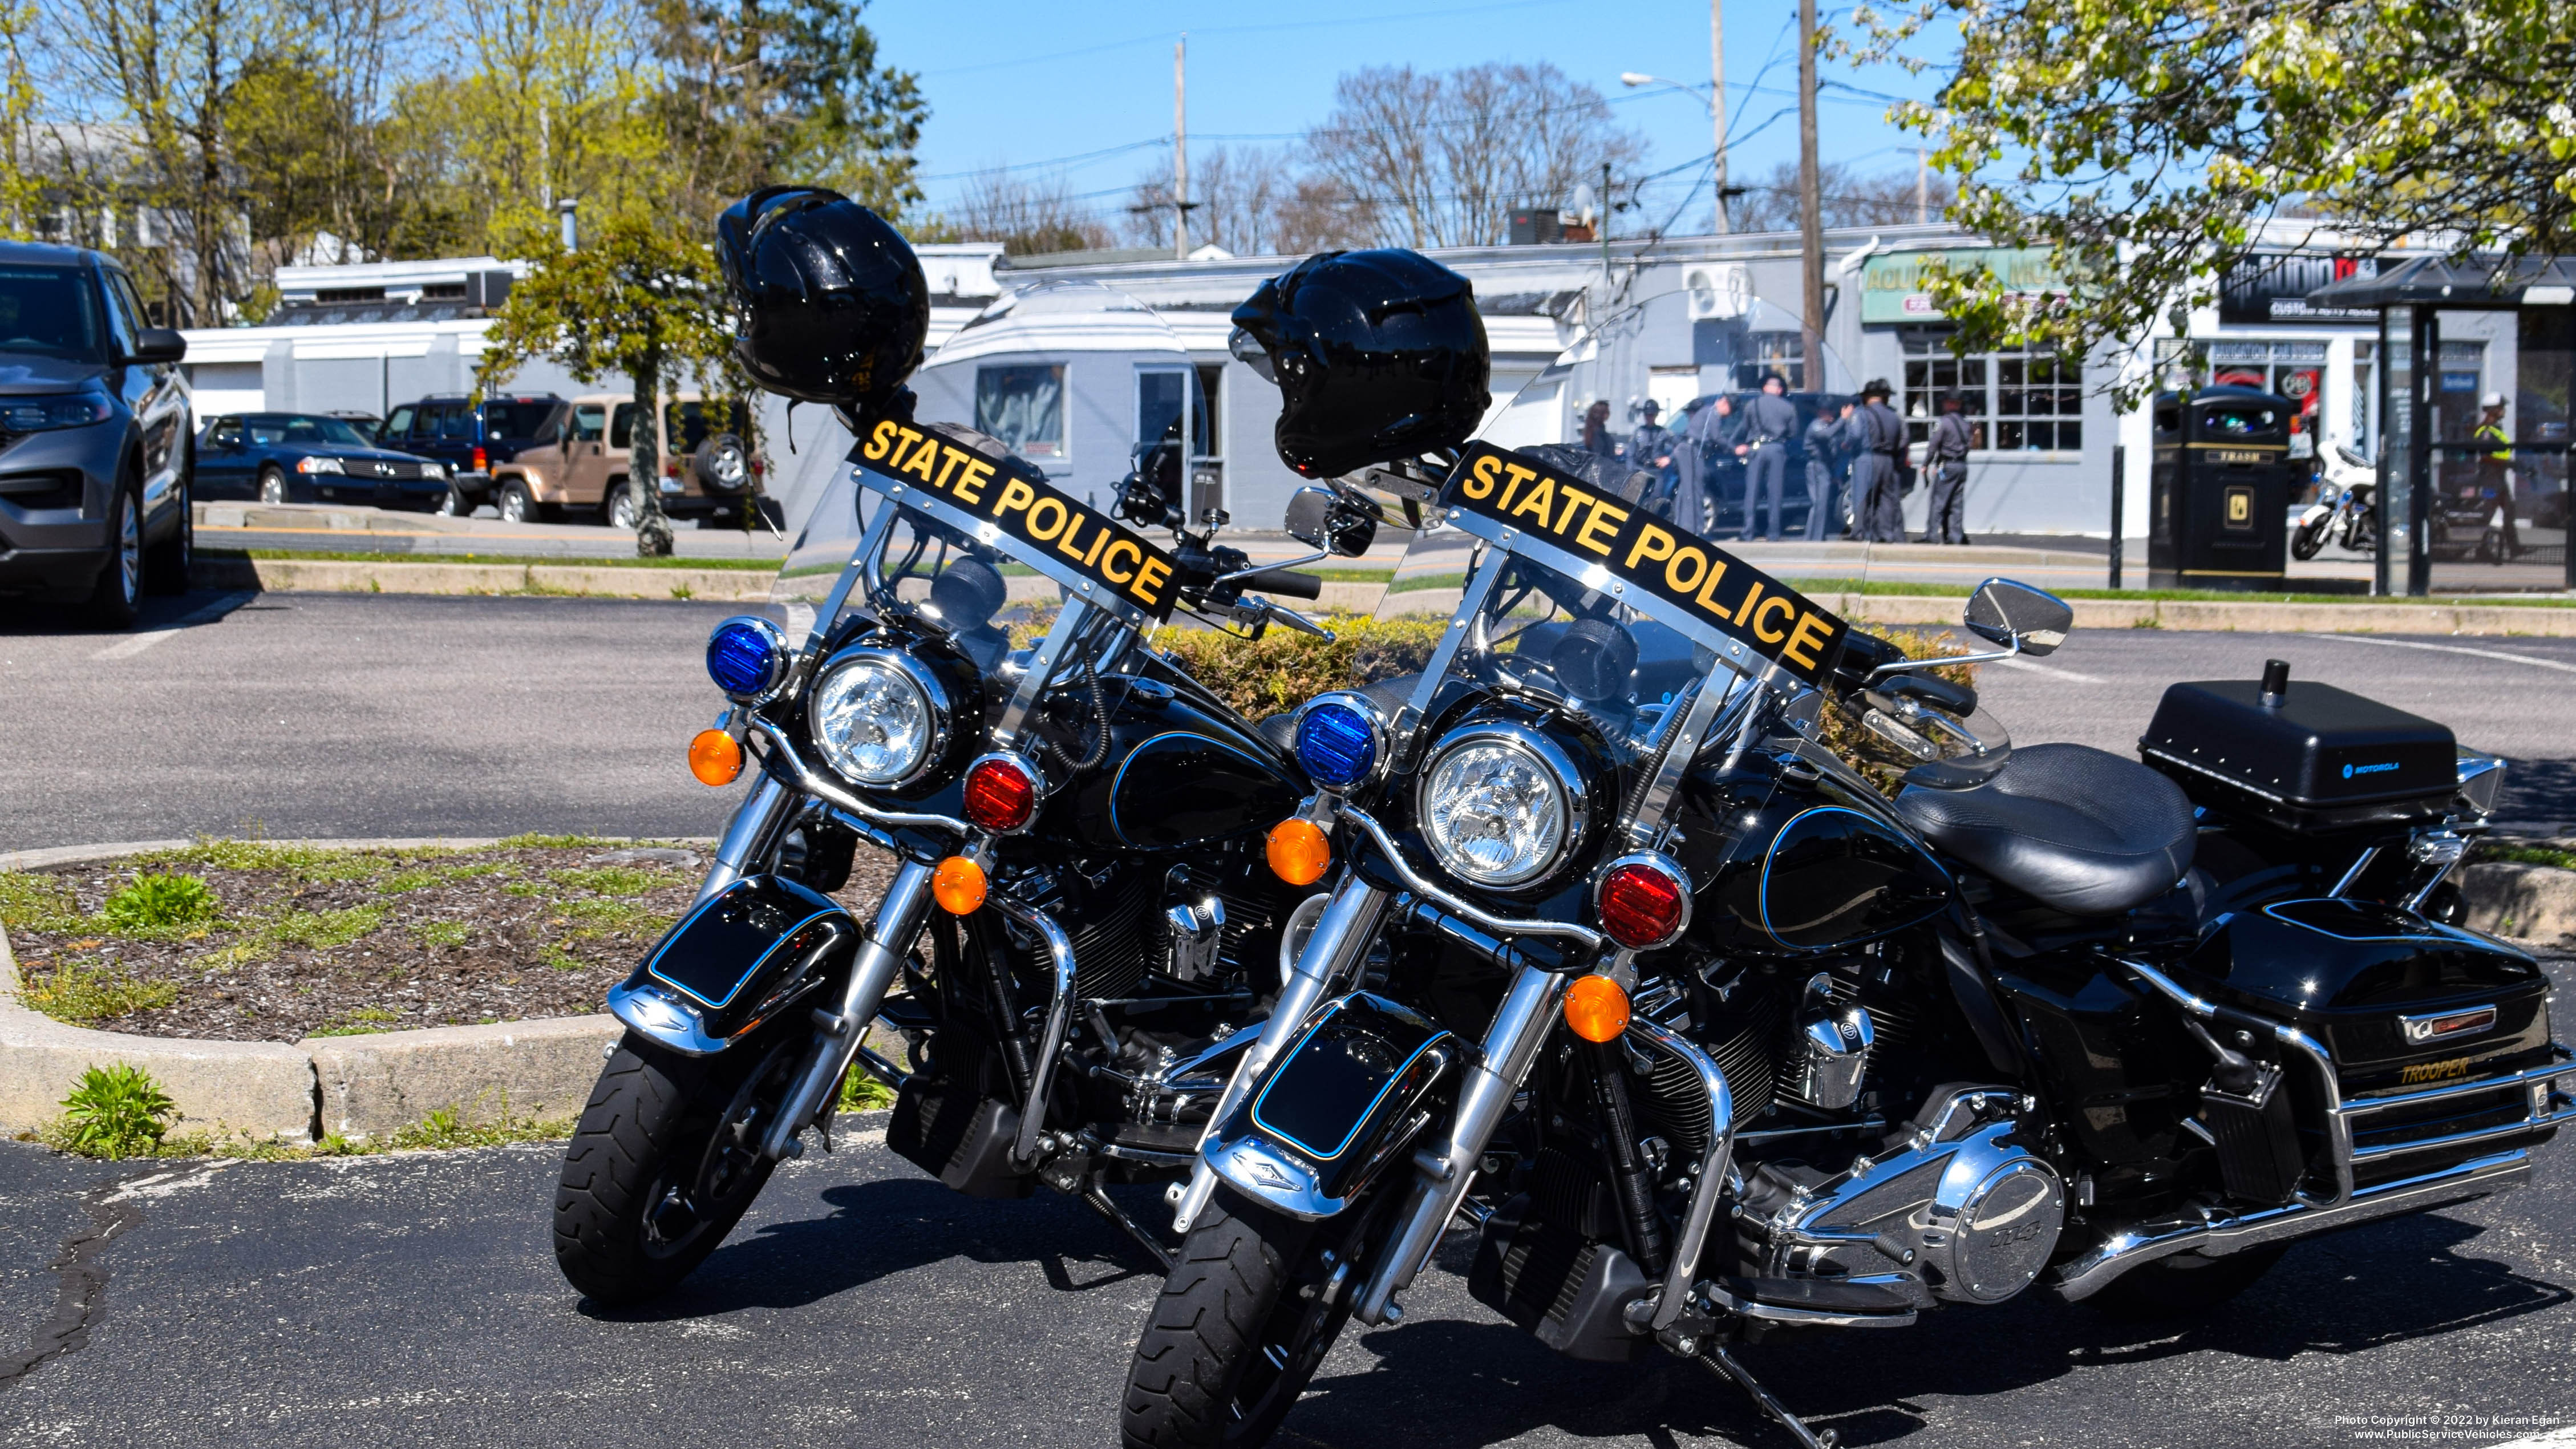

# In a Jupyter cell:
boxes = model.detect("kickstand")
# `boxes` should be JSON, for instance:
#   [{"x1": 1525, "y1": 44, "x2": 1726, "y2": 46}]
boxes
[
  {"x1": 1081, "y1": 1174, "x2": 1176, "y2": 1273},
  {"x1": 1701, "y1": 1345, "x2": 1837, "y2": 1449}
]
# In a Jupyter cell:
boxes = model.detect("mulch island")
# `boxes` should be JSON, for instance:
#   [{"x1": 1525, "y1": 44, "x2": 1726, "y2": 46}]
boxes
[{"x1": 0, "y1": 837, "x2": 896, "y2": 1043}]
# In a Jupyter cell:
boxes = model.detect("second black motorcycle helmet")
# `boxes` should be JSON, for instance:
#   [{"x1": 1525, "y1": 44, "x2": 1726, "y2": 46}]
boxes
[
  {"x1": 717, "y1": 185, "x2": 930, "y2": 416},
  {"x1": 1232, "y1": 249, "x2": 1490, "y2": 479}
]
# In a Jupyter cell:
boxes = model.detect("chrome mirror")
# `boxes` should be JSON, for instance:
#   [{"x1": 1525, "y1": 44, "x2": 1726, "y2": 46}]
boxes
[
  {"x1": 1283, "y1": 486, "x2": 1336, "y2": 549},
  {"x1": 1282, "y1": 483, "x2": 1379, "y2": 557},
  {"x1": 1963, "y1": 578, "x2": 2072, "y2": 658}
]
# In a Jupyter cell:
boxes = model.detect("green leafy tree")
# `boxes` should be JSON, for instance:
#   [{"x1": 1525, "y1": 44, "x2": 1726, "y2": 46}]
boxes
[
  {"x1": 1856, "y1": 0, "x2": 2576, "y2": 400},
  {"x1": 477, "y1": 211, "x2": 744, "y2": 556}
]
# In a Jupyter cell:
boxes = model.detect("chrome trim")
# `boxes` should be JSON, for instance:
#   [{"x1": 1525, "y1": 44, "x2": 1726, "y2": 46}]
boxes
[
  {"x1": 808, "y1": 645, "x2": 954, "y2": 790},
  {"x1": 1592, "y1": 851, "x2": 1694, "y2": 950},
  {"x1": 1340, "y1": 803, "x2": 1608, "y2": 951},
  {"x1": 962, "y1": 751, "x2": 1048, "y2": 833},
  {"x1": 2052, "y1": 1148, "x2": 2534, "y2": 1301},
  {"x1": 2328, "y1": 845, "x2": 2381, "y2": 898},
  {"x1": 1700, "y1": 1279, "x2": 1916, "y2": 1329},
  {"x1": 1289, "y1": 691, "x2": 1390, "y2": 791},
  {"x1": 1414, "y1": 719, "x2": 1593, "y2": 890},
  {"x1": 2399, "y1": 1004, "x2": 2498, "y2": 1045},
  {"x1": 2455, "y1": 748, "x2": 2507, "y2": 817},
  {"x1": 762, "y1": 857, "x2": 935, "y2": 1160},
  {"x1": 1626, "y1": 1019, "x2": 1735, "y2": 1331},
  {"x1": 1390, "y1": 557, "x2": 1505, "y2": 772},
  {"x1": 745, "y1": 717, "x2": 970, "y2": 837},
  {"x1": 1622, "y1": 671, "x2": 1733, "y2": 845},
  {"x1": 1204, "y1": 1132, "x2": 1349, "y2": 1220},
  {"x1": 989, "y1": 890, "x2": 1079, "y2": 1167},
  {"x1": 698, "y1": 771, "x2": 799, "y2": 902},
  {"x1": 607, "y1": 978, "x2": 730, "y2": 1057},
  {"x1": 707, "y1": 614, "x2": 794, "y2": 705},
  {"x1": 993, "y1": 594, "x2": 1091, "y2": 750}
]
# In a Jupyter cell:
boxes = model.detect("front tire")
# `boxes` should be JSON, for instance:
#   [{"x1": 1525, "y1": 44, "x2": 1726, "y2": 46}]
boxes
[
  {"x1": 553, "y1": 1031, "x2": 800, "y2": 1306},
  {"x1": 605, "y1": 482, "x2": 641, "y2": 531},
  {"x1": 258, "y1": 466, "x2": 289, "y2": 504},
  {"x1": 497, "y1": 479, "x2": 535, "y2": 524},
  {"x1": 78, "y1": 481, "x2": 143, "y2": 629},
  {"x1": 2290, "y1": 518, "x2": 2327, "y2": 560},
  {"x1": 144, "y1": 466, "x2": 191, "y2": 596},
  {"x1": 1123, "y1": 1192, "x2": 1364, "y2": 1449}
]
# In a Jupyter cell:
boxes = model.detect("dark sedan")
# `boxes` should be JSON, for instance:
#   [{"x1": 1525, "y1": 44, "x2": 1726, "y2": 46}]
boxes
[{"x1": 195, "y1": 413, "x2": 456, "y2": 511}]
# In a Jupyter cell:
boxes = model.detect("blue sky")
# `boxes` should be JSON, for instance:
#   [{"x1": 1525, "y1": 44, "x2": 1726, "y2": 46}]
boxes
[{"x1": 863, "y1": 0, "x2": 1949, "y2": 236}]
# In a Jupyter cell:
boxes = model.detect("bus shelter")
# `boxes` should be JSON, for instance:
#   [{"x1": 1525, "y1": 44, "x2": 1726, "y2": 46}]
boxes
[{"x1": 2307, "y1": 257, "x2": 2576, "y2": 594}]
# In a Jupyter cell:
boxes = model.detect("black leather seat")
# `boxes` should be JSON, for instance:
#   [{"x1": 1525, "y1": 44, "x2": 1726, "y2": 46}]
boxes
[{"x1": 1892, "y1": 743, "x2": 2196, "y2": 917}]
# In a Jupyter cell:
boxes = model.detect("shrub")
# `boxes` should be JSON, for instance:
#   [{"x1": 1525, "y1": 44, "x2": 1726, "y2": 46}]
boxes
[
  {"x1": 102, "y1": 872, "x2": 218, "y2": 931},
  {"x1": 1157, "y1": 615, "x2": 1445, "y2": 722},
  {"x1": 55, "y1": 1063, "x2": 179, "y2": 1159}
]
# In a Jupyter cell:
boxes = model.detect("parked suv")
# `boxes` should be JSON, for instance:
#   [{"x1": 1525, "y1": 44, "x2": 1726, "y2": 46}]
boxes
[
  {"x1": 0, "y1": 240, "x2": 193, "y2": 628},
  {"x1": 379, "y1": 392, "x2": 565, "y2": 516},
  {"x1": 490, "y1": 392, "x2": 759, "y2": 527}
]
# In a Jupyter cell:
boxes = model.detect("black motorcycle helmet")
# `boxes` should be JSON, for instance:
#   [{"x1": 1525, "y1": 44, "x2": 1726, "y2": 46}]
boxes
[
  {"x1": 716, "y1": 185, "x2": 930, "y2": 416},
  {"x1": 1232, "y1": 249, "x2": 1490, "y2": 479}
]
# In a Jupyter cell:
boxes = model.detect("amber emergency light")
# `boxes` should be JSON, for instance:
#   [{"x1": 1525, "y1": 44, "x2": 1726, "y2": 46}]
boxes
[
  {"x1": 1564, "y1": 973, "x2": 1631, "y2": 1043},
  {"x1": 1266, "y1": 817, "x2": 1331, "y2": 886},
  {"x1": 933, "y1": 855, "x2": 988, "y2": 914},
  {"x1": 688, "y1": 728, "x2": 744, "y2": 786}
]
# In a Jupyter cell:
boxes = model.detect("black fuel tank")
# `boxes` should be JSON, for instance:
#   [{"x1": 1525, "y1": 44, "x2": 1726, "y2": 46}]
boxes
[
  {"x1": 1053, "y1": 674, "x2": 1303, "y2": 852},
  {"x1": 1690, "y1": 764, "x2": 1956, "y2": 953},
  {"x1": 2174, "y1": 898, "x2": 2551, "y2": 1088}
]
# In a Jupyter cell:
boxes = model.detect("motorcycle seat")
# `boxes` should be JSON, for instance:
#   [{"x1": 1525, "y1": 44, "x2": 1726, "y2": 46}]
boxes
[{"x1": 1892, "y1": 743, "x2": 2196, "y2": 916}]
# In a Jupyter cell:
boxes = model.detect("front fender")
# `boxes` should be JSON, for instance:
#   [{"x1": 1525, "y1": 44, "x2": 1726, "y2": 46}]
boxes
[
  {"x1": 1201, "y1": 992, "x2": 1461, "y2": 1220},
  {"x1": 607, "y1": 875, "x2": 857, "y2": 1056}
]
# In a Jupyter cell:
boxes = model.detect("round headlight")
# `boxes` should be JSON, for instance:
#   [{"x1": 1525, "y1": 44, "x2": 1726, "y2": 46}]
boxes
[
  {"x1": 705, "y1": 616, "x2": 789, "y2": 703},
  {"x1": 1293, "y1": 694, "x2": 1383, "y2": 790},
  {"x1": 1417, "y1": 724, "x2": 1585, "y2": 889},
  {"x1": 809, "y1": 648, "x2": 948, "y2": 787}
]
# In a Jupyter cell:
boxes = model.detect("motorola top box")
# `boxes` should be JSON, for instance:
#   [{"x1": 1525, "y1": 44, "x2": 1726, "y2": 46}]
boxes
[{"x1": 2139, "y1": 663, "x2": 2459, "y2": 834}]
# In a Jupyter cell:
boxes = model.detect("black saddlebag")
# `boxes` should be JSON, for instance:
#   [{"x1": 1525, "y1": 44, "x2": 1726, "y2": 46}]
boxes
[
  {"x1": 2138, "y1": 673, "x2": 2457, "y2": 835},
  {"x1": 2170, "y1": 898, "x2": 2560, "y2": 1193}
]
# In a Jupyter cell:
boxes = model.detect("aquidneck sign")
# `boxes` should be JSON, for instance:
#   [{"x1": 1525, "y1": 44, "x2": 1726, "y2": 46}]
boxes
[
  {"x1": 1443, "y1": 441, "x2": 1850, "y2": 683},
  {"x1": 855, "y1": 419, "x2": 1180, "y2": 620}
]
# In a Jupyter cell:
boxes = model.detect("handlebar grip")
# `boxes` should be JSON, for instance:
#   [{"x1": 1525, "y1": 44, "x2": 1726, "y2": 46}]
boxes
[{"x1": 1246, "y1": 568, "x2": 1325, "y2": 601}]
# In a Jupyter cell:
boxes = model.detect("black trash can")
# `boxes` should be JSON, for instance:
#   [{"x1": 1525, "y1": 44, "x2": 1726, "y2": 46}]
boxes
[{"x1": 2149, "y1": 384, "x2": 2295, "y2": 590}]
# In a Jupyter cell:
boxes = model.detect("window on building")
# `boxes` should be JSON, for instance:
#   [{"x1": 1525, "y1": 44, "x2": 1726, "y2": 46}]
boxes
[
  {"x1": 975, "y1": 364, "x2": 1064, "y2": 458},
  {"x1": 1901, "y1": 337, "x2": 2083, "y2": 451},
  {"x1": 1744, "y1": 331, "x2": 1804, "y2": 390},
  {"x1": 1193, "y1": 362, "x2": 1223, "y2": 459}
]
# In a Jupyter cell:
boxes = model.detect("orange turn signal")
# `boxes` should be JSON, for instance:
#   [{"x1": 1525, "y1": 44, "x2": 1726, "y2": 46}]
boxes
[
  {"x1": 933, "y1": 855, "x2": 988, "y2": 915},
  {"x1": 1564, "y1": 974, "x2": 1631, "y2": 1043},
  {"x1": 1266, "y1": 817, "x2": 1331, "y2": 886},
  {"x1": 688, "y1": 728, "x2": 744, "y2": 787}
]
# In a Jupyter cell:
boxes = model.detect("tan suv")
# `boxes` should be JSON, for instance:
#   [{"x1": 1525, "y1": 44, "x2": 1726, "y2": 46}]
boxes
[{"x1": 489, "y1": 393, "x2": 759, "y2": 527}]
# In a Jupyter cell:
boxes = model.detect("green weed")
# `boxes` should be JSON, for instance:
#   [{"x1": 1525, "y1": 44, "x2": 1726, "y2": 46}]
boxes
[
  {"x1": 21, "y1": 960, "x2": 179, "y2": 1025},
  {"x1": 499, "y1": 832, "x2": 613, "y2": 849},
  {"x1": 54, "y1": 1063, "x2": 178, "y2": 1159},
  {"x1": 103, "y1": 873, "x2": 218, "y2": 931},
  {"x1": 415, "y1": 921, "x2": 472, "y2": 948},
  {"x1": 549, "y1": 866, "x2": 665, "y2": 897},
  {"x1": 841, "y1": 1064, "x2": 897, "y2": 1112},
  {"x1": 307, "y1": 1006, "x2": 406, "y2": 1038},
  {"x1": 389, "y1": 1103, "x2": 574, "y2": 1150},
  {"x1": 269, "y1": 905, "x2": 386, "y2": 949},
  {"x1": 0, "y1": 872, "x2": 83, "y2": 934},
  {"x1": 379, "y1": 868, "x2": 445, "y2": 893},
  {"x1": 2479, "y1": 844, "x2": 2576, "y2": 871}
]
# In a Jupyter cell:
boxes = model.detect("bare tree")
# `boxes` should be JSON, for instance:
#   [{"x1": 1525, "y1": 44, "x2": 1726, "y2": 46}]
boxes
[
  {"x1": 1727, "y1": 160, "x2": 1955, "y2": 234},
  {"x1": 947, "y1": 167, "x2": 1111, "y2": 256},
  {"x1": 1304, "y1": 62, "x2": 1643, "y2": 249}
]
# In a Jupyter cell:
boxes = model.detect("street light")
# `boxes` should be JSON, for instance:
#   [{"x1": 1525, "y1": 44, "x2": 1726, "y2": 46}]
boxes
[{"x1": 1622, "y1": 72, "x2": 1732, "y2": 234}]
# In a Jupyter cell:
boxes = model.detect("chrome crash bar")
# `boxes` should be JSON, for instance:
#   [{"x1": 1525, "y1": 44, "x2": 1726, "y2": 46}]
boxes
[
  {"x1": 1338, "y1": 803, "x2": 1608, "y2": 953},
  {"x1": 745, "y1": 716, "x2": 973, "y2": 839}
]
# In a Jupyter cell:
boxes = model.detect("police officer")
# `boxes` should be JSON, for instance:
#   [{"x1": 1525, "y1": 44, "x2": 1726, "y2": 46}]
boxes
[
  {"x1": 1849, "y1": 379, "x2": 1907, "y2": 542},
  {"x1": 1678, "y1": 393, "x2": 1738, "y2": 531},
  {"x1": 1630, "y1": 399, "x2": 1677, "y2": 508},
  {"x1": 1922, "y1": 392, "x2": 1974, "y2": 544},
  {"x1": 2474, "y1": 391, "x2": 2520, "y2": 562},
  {"x1": 1804, "y1": 399, "x2": 1852, "y2": 540},
  {"x1": 1735, "y1": 373, "x2": 1800, "y2": 541}
]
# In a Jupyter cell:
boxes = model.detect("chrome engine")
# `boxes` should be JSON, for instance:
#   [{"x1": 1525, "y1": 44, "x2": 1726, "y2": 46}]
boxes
[{"x1": 1739, "y1": 1086, "x2": 2065, "y2": 1308}]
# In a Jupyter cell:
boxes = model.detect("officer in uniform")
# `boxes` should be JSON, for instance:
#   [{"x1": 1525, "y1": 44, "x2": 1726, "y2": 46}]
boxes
[
  {"x1": 2474, "y1": 391, "x2": 2520, "y2": 561},
  {"x1": 1679, "y1": 393, "x2": 1738, "y2": 531},
  {"x1": 1630, "y1": 399, "x2": 1677, "y2": 509},
  {"x1": 1922, "y1": 392, "x2": 1974, "y2": 544},
  {"x1": 1735, "y1": 373, "x2": 1800, "y2": 541},
  {"x1": 1804, "y1": 399, "x2": 1852, "y2": 540},
  {"x1": 1849, "y1": 379, "x2": 1908, "y2": 542}
]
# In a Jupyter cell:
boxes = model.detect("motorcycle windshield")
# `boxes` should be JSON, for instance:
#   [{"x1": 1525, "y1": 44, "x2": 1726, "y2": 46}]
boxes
[{"x1": 1375, "y1": 307, "x2": 1861, "y2": 768}]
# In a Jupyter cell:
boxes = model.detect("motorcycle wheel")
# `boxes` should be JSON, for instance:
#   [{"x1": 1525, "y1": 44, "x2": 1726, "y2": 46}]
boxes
[
  {"x1": 2290, "y1": 520, "x2": 2327, "y2": 561},
  {"x1": 552, "y1": 1030, "x2": 801, "y2": 1306},
  {"x1": 1122, "y1": 1189, "x2": 1372, "y2": 1449},
  {"x1": 2085, "y1": 1244, "x2": 2287, "y2": 1320}
]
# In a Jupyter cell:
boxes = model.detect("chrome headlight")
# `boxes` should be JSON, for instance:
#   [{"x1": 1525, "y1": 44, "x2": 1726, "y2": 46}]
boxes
[
  {"x1": 1416, "y1": 722, "x2": 1589, "y2": 889},
  {"x1": 809, "y1": 647, "x2": 950, "y2": 788}
]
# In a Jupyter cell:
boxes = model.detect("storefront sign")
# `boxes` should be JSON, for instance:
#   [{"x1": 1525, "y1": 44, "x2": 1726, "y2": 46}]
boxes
[
  {"x1": 2218, "y1": 251, "x2": 2379, "y2": 325},
  {"x1": 1860, "y1": 247, "x2": 2064, "y2": 324}
]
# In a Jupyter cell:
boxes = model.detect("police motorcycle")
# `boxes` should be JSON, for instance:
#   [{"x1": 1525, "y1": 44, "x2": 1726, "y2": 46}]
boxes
[
  {"x1": 2291, "y1": 439, "x2": 2379, "y2": 560},
  {"x1": 1120, "y1": 299, "x2": 2568, "y2": 1449},
  {"x1": 552, "y1": 189, "x2": 1383, "y2": 1306}
]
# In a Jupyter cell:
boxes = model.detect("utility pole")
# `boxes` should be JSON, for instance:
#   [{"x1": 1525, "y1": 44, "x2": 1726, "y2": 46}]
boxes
[
  {"x1": 1917, "y1": 148, "x2": 1929, "y2": 224},
  {"x1": 1797, "y1": 0, "x2": 1824, "y2": 386},
  {"x1": 1173, "y1": 36, "x2": 1189, "y2": 260},
  {"x1": 1709, "y1": 0, "x2": 1730, "y2": 234}
]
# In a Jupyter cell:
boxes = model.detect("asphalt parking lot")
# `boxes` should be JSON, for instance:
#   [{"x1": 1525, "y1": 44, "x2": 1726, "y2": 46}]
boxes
[{"x1": 3, "y1": 588, "x2": 2573, "y2": 851}]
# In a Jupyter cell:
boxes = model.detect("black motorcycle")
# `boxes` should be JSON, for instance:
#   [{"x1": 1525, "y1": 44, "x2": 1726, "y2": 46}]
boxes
[{"x1": 1119, "y1": 426, "x2": 2563, "y2": 1448}]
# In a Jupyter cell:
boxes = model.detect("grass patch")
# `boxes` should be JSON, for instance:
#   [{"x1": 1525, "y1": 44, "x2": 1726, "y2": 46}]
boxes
[
  {"x1": 499, "y1": 832, "x2": 614, "y2": 849},
  {"x1": 269, "y1": 904, "x2": 386, "y2": 949},
  {"x1": 20, "y1": 959, "x2": 180, "y2": 1025},
  {"x1": 51, "y1": 1064, "x2": 177, "y2": 1159},
  {"x1": 2478, "y1": 844, "x2": 2576, "y2": 871},
  {"x1": 0, "y1": 871, "x2": 83, "y2": 934},
  {"x1": 414, "y1": 921, "x2": 472, "y2": 948},
  {"x1": 214, "y1": 547, "x2": 778, "y2": 572},
  {"x1": 103, "y1": 873, "x2": 219, "y2": 931},
  {"x1": 307, "y1": 1006, "x2": 407, "y2": 1038},
  {"x1": 841, "y1": 1063, "x2": 897, "y2": 1112},
  {"x1": 390, "y1": 1104, "x2": 575, "y2": 1150},
  {"x1": 548, "y1": 865, "x2": 665, "y2": 897}
]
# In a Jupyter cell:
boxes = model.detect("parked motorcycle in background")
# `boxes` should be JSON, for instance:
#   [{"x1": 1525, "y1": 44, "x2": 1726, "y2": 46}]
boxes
[
  {"x1": 1120, "y1": 321, "x2": 2563, "y2": 1449},
  {"x1": 549, "y1": 191, "x2": 1391, "y2": 1306},
  {"x1": 2291, "y1": 440, "x2": 2378, "y2": 560}
]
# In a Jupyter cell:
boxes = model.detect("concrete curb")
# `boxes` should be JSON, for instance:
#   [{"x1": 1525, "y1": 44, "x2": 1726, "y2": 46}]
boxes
[
  {"x1": 1826, "y1": 592, "x2": 2576, "y2": 637},
  {"x1": 0, "y1": 836, "x2": 727, "y2": 1143},
  {"x1": 192, "y1": 555, "x2": 773, "y2": 601},
  {"x1": 2462, "y1": 862, "x2": 2576, "y2": 945}
]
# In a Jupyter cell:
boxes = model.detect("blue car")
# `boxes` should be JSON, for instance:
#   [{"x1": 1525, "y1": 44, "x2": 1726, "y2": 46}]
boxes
[{"x1": 195, "y1": 412, "x2": 456, "y2": 512}]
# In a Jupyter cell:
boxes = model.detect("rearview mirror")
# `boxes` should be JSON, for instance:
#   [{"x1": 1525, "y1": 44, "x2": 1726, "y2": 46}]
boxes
[
  {"x1": 1963, "y1": 578, "x2": 2072, "y2": 657},
  {"x1": 1282, "y1": 483, "x2": 1378, "y2": 557},
  {"x1": 1283, "y1": 486, "x2": 1334, "y2": 548},
  {"x1": 125, "y1": 327, "x2": 187, "y2": 365}
]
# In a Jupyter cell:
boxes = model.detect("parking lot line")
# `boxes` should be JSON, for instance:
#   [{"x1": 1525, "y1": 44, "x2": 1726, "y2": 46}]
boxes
[
  {"x1": 2314, "y1": 633, "x2": 2576, "y2": 675},
  {"x1": 90, "y1": 591, "x2": 257, "y2": 661}
]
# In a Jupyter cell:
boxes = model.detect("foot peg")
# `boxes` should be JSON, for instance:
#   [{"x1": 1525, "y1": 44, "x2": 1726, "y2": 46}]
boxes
[{"x1": 1702, "y1": 1343, "x2": 1837, "y2": 1449}]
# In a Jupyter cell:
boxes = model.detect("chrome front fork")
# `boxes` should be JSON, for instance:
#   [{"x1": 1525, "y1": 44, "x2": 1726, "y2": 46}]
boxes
[
  {"x1": 759, "y1": 856, "x2": 936, "y2": 1160},
  {"x1": 1169, "y1": 877, "x2": 1390, "y2": 1235},
  {"x1": 698, "y1": 771, "x2": 799, "y2": 904},
  {"x1": 1352, "y1": 962, "x2": 1570, "y2": 1326}
]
